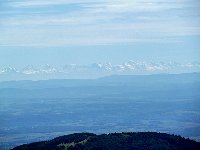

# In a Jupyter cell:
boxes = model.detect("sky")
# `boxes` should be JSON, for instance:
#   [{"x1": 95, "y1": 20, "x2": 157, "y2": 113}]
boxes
[{"x1": 0, "y1": 0, "x2": 200, "y2": 68}]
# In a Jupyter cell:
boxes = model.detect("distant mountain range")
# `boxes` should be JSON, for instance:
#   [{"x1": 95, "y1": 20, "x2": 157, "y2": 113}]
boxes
[
  {"x1": 12, "y1": 132, "x2": 200, "y2": 150},
  {"x1": 1, "y1": 61, "x2": 200, "y2": 75},
  {"x1": 1, "y1": 72, "x2": 200, "y2": 89},
  {"x1": 0, "y1": 61, "x2": 200, "y2": 81}
]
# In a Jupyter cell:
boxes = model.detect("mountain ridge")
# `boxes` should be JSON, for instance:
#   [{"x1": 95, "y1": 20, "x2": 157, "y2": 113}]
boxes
[
  {"x1": 11, "y1": 132, "x2": 200, "y2": 150},
  {"x1": 1, "y1": 61, "x2": 200, "y2": 81},
  {"x1": 0, "y1": 72, "x2": 199, "y2": 89}
]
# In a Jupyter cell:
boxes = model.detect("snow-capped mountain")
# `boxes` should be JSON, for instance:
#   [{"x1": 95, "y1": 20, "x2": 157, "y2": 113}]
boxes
[
  {"x1": 40, "y1": 64, "x2": 57, "y2": 74},
  {"x1": 0, "y1": 67, "x2": 19, "y2": 74},
  {"x1": 0, "y1": 61, "x2": 200, "y2": 77},
  {"x1": 21, "y1": 65, "x2": 40, "y2": 75}
]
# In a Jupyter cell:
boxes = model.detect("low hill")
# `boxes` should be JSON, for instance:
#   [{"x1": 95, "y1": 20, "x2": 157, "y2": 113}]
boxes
[{"x1": 12, "y1": 132, "x2": 200, "y2": 150}]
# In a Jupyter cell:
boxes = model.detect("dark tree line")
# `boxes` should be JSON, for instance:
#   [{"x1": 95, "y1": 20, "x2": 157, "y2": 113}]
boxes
[{"x1": 12, "y1": 132, "x2": 200, "y2": 150}]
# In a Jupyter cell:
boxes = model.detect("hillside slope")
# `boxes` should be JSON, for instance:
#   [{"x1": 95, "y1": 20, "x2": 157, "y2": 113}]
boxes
[{"x1": 12, "y1": 132, "x2": 200, "y2": 150}]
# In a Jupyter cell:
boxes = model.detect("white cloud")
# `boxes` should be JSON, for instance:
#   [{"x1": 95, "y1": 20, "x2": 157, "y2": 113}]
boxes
[
  {"x1": 0, "y1": 0, "x2": 199, "y2": 46},
  {"x1": 6, "y1": 0, "x2": 89, "y2": 7}
]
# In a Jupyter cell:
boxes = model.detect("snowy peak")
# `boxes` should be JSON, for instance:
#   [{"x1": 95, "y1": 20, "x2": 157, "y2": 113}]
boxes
[
  {"x1": 40, "y1": 64, "x2": 57, "y2": 74},
  {"x1": 21, "y1": 65, "x2": 39, "y2": 75},
  {"x1": 0, "y1": 67, "x2": 18, "y2": 74},
  {"x1": 0, "y1": 61, "x2": 200, "y2": 76}
]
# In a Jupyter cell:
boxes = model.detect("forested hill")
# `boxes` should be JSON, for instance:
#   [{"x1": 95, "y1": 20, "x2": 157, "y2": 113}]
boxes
[{"x1": 12, "y1": 132, "x2": 200, "y2": 150}]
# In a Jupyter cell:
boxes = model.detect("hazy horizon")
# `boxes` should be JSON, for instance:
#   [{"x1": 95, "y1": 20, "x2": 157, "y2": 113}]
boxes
[{"x1": 0, "y1": 0, "x2": 200, "y2": 71}]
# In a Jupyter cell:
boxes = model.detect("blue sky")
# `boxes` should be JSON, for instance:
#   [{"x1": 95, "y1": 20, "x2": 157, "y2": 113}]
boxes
[{"x1": 0, "y1": 0, "x2": 200, "y2": 68}]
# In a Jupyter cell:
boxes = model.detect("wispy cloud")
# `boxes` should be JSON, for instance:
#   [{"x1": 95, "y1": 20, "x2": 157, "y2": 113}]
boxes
[{"x1": 0, "y1": 0, "x2": 199, "y2": 46}]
